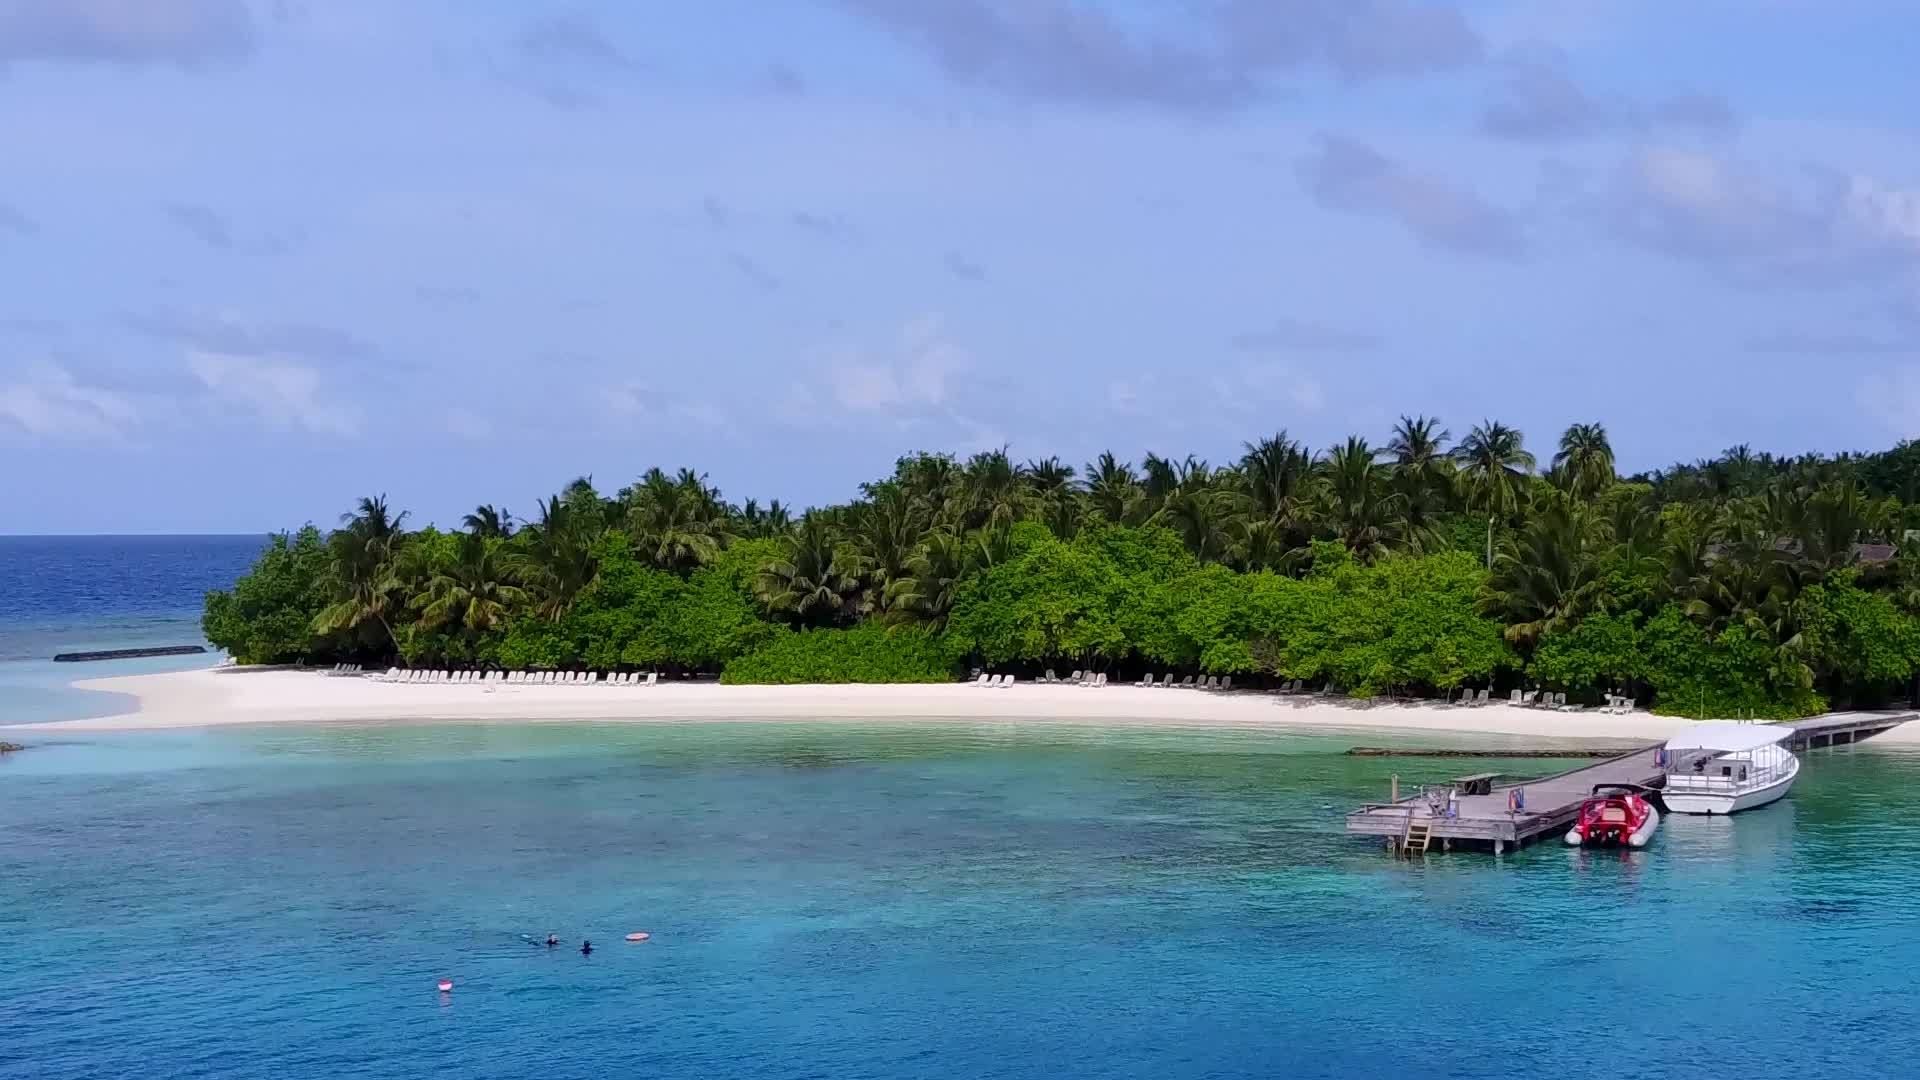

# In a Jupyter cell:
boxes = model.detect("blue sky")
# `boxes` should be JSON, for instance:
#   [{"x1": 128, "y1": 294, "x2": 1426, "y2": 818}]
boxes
[{"x1": 3, "y1": 0, "x2": 1919, "y2": 534}]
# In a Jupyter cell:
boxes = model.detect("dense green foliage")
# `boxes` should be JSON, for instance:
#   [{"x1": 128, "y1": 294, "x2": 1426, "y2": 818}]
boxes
[
  {"x1": 720, "y1": 625, "x2": 957, "y2": 685},
  {"x1": 204, "y1": 428, "x2": 1920, "y2": 717},
  {"x1": 201, "y1": 527, "x2": 335, "y2": 663}
]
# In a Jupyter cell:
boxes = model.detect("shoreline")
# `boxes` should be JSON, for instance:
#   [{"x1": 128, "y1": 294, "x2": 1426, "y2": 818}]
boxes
[{"x1": 16, "y1": 667, "x2": 1915, "y2": 746}]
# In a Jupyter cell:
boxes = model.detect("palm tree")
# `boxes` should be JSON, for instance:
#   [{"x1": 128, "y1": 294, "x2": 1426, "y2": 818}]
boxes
[
  {"x1": 956, "y1": 448, "x2": 1026, "y2": 530},
  {"x1": 846, "y1": 486, "x2": 927, "y2": 610},
  {"x1": 1084, "y1": 451, "x2": 1143, "y2": 525},
  {"x1": 1553, "y1": 422, "x2": 1615, "y2": 500},
  {"x1": 893, "y1": 452, "x2": 962, "y2": 525},
  {"x1": 1794, "y1": 481, "x2": 1871, "y2": 573},
  {"x1": 623, "y1": 467, "x2": 726, "y2": 572},
  {"x1": 1480, "y1": 495, "x2": 1606, "y2": 645},
  {"x1": 1238, "y1": 432, "x2": 1314, "y2": 523},
  {"x1": 885, "y1": 527, "x2": 976, "y2": 630},
  {"x1": 510, "y1": 495, "x2": 599, "y2": 620},
  {"x1": 756, "y1": 513, "x2": 863, "y2": 624},
  {"x1": 462, "y1": 504, "x2": 513, "y2": 539},
  {"x1": 1157, "y1": 486, "x2": 1235, "y2": 564},
  {"x1": 737, "y1": 498, "x2": 792, "y2": 540},
  {"x1": 314, "y1": 495, "x2": 410, "y2": 655},
  {"x1": 1452, "y1": 421, "x2": 1536, "y2": 568},
  {"x1": 559, "y1": 475, "x2": 614, "y2": 531},
  {"x1": 1023, "y1": 456, "x2": 1082, "y2": 537},
  {"x1": 412, "y1": 534, "x2": 529, "y2": 633},
  {"x1": 1317, "y1": 437, "x2": 1407, "y2": 562}
]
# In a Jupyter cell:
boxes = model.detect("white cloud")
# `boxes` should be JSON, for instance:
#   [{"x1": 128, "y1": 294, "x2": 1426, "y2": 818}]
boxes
[
  {"x1": 1612, "y1": 145, "x2": 1920, "y2": 284},
  {"x1": 826, "y1": 315, "x2": 971, "y2": 413},
  {"x1": 187, "y1": 350, "x2": 360, "y2": 436},
  {"x1": 0, "y1": 362, "x2": 138, "y2": 441}
]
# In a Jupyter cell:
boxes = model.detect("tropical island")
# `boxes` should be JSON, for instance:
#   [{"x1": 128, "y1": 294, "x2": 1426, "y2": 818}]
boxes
[{"x1": 200, "y1": 420, "x2": 1920, "y2": 720}]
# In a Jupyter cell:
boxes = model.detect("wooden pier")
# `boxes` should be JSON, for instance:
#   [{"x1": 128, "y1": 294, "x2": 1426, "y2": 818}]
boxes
[{"x1": 1345, "y1": 711, "x2": 1916, "y2": 854}]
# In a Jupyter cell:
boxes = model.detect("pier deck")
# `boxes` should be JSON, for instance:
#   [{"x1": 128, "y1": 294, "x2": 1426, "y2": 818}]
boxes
[{"x1": 1344, "y1": 711, "x2": 1915, "y2": 852}]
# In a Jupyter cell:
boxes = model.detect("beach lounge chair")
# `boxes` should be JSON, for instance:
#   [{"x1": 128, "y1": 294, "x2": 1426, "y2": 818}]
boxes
[
  {"x1": 1509, "y1": 689, "x2": 1522, "y2": 704},
  {"x1": 1178, "y1": 675, "x2": 1194, "y2": 689},
  {"x1": 645, "y1": 672, "x2": 658, "y2": 686},
  {"x1": 1203, "y1": 676, "x2": 1219, "y2": 691},
  {"x1": 1478, "y1": 688, "x2": 1491, "y2": 705},
  {"x1": 976, "y1": 673, "x2": 992, "y2": 687},
  {"x1": 1219, "y1": 676, "x2": 1231, "y2": 692},
  {"x1": 1043, "y1": 669, "x2": 1057, "y2": 683},
  {"x1": 1065, "y1": 669, "x2": 1081, "y2": 685},
  {"x1": 1553, "y1": 692, "x2": 1568, "y2": 709}
]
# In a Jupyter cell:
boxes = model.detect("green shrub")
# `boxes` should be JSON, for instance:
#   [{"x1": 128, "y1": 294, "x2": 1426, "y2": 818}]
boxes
[{"x1": 721, "y1": 624, "x2": 959, "y2": 684}]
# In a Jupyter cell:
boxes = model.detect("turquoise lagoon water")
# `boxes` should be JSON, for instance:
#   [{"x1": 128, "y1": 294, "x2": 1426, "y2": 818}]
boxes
[{"x1": 4, "y1": 720, "x2": 1919, "y2": 1079}]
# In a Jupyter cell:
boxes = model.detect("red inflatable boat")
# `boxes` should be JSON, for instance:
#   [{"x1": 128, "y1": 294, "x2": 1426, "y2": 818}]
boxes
[{"x1": 1565, "y1": 784, "x2": 1661, "y2": 848}]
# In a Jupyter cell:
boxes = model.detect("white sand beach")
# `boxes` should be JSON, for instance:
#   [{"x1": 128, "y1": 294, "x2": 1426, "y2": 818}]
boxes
[{"x1": 21, "y1": 666, "x2": 1909, "y2": 744}]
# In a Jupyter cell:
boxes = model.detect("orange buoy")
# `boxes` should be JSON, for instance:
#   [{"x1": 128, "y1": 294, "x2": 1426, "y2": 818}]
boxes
[
  {"x1": 437, "y1": 979, "x2": 454, "y2": 993},
  {"x1": 624, "y1": 932, "x2": 651, "y2": 943}
]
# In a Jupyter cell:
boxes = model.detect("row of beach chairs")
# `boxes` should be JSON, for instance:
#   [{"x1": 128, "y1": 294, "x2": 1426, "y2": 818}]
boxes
[
  {"x1": 973, "y1": 670, "x2": 1239, "y2": 690},
  {"x1": 1134, "y1": 674, "x2": 1233, "y2": 690},
  {"x1": 975, "y1": 670, "x2": 1112, "y2": 687},
  {"x1": 1506, "y1": 689, "x2": 1639, "y2": 712},
  {"x1": 324, "y1": 663, "x2": 364, "y2": 676},
  {"x1": 374, "y1": 668, "x2": 660, "y2": 686}
]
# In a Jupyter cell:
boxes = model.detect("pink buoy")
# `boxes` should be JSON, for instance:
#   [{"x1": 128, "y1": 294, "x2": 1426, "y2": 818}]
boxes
[
  {"x1": 624, "y1": 932, "x2": 651, "y2": 943},
  {"x1": 437, "y1": 979, "x2": 454, "y2": 993}
]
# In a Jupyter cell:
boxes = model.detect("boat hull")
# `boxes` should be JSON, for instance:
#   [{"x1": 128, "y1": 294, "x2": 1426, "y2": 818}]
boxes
[
  {"x1": 1663, "y1": 754, "x2": 1799, "y2": 815},
  {"x1": 1566, "y1": 806, "x2": 1659, "y2": 847}
]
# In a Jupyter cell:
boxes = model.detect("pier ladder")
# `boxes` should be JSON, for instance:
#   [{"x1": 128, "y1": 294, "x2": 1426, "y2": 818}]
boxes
[{"x1": 1402, "y1": 817, "x2": 1433, "y2": 856}]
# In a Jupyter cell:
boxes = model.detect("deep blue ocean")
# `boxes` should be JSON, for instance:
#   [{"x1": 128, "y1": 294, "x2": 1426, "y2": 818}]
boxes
[
  {"x1": 0, "y1": 535, "x2": 263, "y2": 724},
  {"x1": 5, "y1": 538, "x2": 1920, "y2": 1078}
]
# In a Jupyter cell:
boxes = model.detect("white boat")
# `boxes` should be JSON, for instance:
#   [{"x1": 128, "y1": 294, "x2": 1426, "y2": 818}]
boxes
[{"x1": 1659, "y1": 722, "x2": 1800, "y2": 815}]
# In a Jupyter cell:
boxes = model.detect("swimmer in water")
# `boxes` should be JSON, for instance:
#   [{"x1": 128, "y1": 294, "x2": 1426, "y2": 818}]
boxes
[
  {"x1": 546, "y1": 934, "x2": 559, "y2": 947},
  {"x1": 581, "y1": 940, "x2": 593, "y2": 955}
]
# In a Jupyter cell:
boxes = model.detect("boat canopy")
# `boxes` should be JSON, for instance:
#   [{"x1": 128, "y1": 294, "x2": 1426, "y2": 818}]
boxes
[{"x1": 1663, "y1": 722, "x2": 1790, "y2": 754}]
